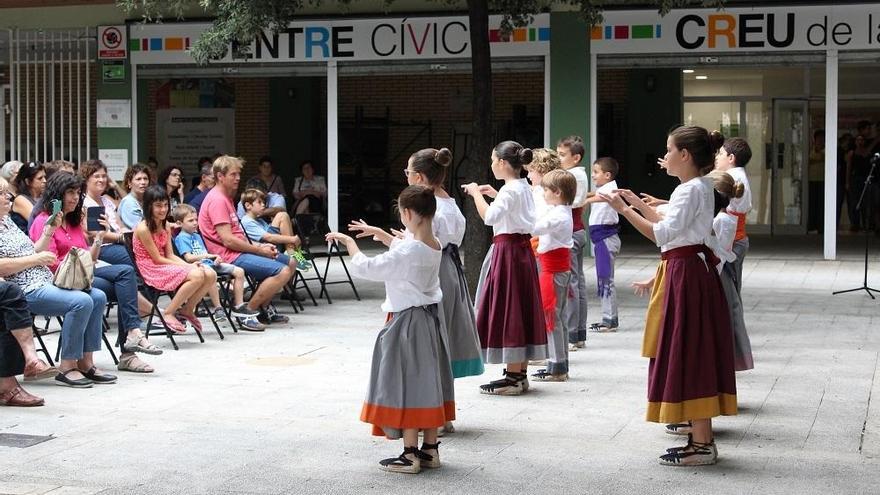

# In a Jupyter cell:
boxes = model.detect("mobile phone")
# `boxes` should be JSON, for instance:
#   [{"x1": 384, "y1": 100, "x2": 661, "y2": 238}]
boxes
[
  {"x1": 47, "y1": 199, "x2": 62, "y2": 224},
  {"x1": 86, "y1": 206, "x2": 106, "y2": 231}
]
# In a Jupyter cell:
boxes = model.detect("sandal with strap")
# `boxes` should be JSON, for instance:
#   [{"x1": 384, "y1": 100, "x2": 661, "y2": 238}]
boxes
[
  {"x1": 123, "y1": 335, "x2": 164, "y2": 355},
  {"x1": 117, "y1": 354, "x2": 154, "y2": 373},
  {"x1": 480, "y1": 370, "x2": 525, "y2": 396},
  {"x1": 659, "y1": 440, "x2": 718, "y2": 466},
  {"x1": 531, "y1": 368, "x2": 568, "y2": 382},
  {"x1": 160, "y1": 315, "x2": 188, "y2": 334},
  {"x1": 665, "y1": 421, "x2": 693, "y2": 435},
  {"x1": 176, "y1": 311, "x2": 203, "y2": 332},
  {"x1": 666, "y1": 434, "x2": 693, "y2": 454},
  {"x1": 378, "y1": 447, "x2": 421, "y2": 474},
  {"x1": 418, "y1": 441, "x2": 441, "y2": 469}
]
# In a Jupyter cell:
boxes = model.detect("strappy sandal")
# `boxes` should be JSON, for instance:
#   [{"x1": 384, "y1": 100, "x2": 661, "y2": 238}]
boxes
[
  {"x1": 659, "y1": 440, "x2": 717, "y2": 466},
  {"x1": 531, "y1": 368, "x2": 568, "y2": 382},
  {"x1": 161, "y1": 316, "x2": 188, "y2": 334},
  {"x1": 417, "y1": 441, "x2": 441, "y2": 469},
  {"x1": 176, "y1": 311, "x2": 203, "y2": 332},
  {"x1": 378, "y1": 446, "x2": 421, "y2": 474},
  {"x1": 123, "y1": 335, "x2": 164, "y2": 355},
  {"x1": 479, "y1": 370, "x2": 525, "y2": 396},
  {"x1": 117, "y1": 354, "x2": 154, "y2": 373},
  {"x1": 665, "y1": 422, "x2": 692, "y2": 435}
]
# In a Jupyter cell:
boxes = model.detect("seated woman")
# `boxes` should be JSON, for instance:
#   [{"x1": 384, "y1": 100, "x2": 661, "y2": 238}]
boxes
[
  {"x1": 158, "y1": 165, "x2": 185, "y2": 212},
  {"x1": 82, "y1": 160, "x2": 168, "y2": 325},
  {"x1": 257, "y1": 156, "x2": 286, "y2": 196},
  {"x1": 0, "y1": 281, "x2": 45, "y2": 405},
  {"x1": 11, "y1": 162, "x2": 46, "y2": 233},
  {"x1": 30, "y1": 172, "x2": 161, "y2": 374},
  {"x1": 292, "y1": 160, "x2": 327, "y2": 215},
  {"x1": 118, "y1": 164, "x2": 153, "y2": 230},
  {"x1": 134, "y1": 186, "x2": 217, "y2": 334},
  {"x1": 0, "y1": 177, "x2": 111, "y2": 388}
]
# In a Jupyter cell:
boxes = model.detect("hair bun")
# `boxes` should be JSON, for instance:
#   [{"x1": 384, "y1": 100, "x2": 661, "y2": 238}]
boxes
[
  {"x1": 733, "y1": 181, "x2": 745, "y2": 199},
  {"x1": 708, "y1": 130, "x2": 725, "y2": 155},
  {"x1": 434, "y1": 148, "x2": 453, "y2": 168},
  {"x1": 519, "y1": 148, "x2": 533, "y2": 165}
]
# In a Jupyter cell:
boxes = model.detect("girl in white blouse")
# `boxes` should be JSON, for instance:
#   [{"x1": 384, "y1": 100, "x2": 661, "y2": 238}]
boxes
[
  {"x1": 327, "y1": 185, "x2": 453, "y2": 475},
  {"x1": 462, "y1": 140, "x2": 547, "y2": 396},
  {"x1": 601, "y1": 126, "x2": 737, "y2": 467}
]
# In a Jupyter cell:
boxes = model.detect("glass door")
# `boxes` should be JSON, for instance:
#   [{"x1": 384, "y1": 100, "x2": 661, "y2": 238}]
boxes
[{"x1": 771, "y1": 99, "x2": 809, "y2": 234}]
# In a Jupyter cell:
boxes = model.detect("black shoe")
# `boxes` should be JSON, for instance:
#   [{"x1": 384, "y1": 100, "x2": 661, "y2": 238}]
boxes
[
  {"x1": 81, "y1": 366, "x2": 117, "y2": 384},
  {"x1": 54, "y1": 369, "x2": 93, "y2": 388},
  {"x1": 259, "y1": 305, "x2": 290, "y2": 324}
]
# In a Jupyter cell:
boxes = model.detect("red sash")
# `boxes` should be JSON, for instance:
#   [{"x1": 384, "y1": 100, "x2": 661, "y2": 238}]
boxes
[
  {"x1": 537, "y1": 247, "x2": 570, "y2": 332},
  {"x1": 728, "y1": 210, "x2": 747, "y2": 241}
]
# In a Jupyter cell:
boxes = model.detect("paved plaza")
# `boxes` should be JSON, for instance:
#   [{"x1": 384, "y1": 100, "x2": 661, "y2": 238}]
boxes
[{"x1": 1, "y1": 234, "x2": 880, "y2": 494}]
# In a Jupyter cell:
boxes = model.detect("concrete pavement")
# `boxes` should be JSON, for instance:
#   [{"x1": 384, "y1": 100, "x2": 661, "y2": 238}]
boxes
[{"x1": 1, "y1": 234, "x2": 879, "y2": 494}]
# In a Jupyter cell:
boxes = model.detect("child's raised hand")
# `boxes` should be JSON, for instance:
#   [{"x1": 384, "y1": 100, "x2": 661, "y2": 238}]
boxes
[
  {"x1": 461, "y1": 182, "x2": 480, "y2": 197},
  {"x1": 349, "y1": 219, "x2": 393, "y2": 245},
  {"x1": 325, "y1": 232, "x2": 354, "y2": 246},
  {"x1": 616, "y1": 189, "x2": 648, "y2": 211},
  {"x1": 598, "y1": 191, "x2": 628, "y2": 213},
  {"x1": 477, "y1": 184, "x2": 498, "y2": 198},
  {"x1": 631, "y1": 278, "x2": 654, "y2": 298},
  {"x1": 657, "y1": 156, "x2": 669, "y2": 170},
  {"x1": 390, "y1": 228, "x2": 406, "y2": 240},
  {"x1": 640, "y1": 192, "x2": 666, "y2": 207}
]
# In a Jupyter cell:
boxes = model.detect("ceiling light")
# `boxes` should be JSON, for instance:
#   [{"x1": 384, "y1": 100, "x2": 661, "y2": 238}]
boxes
[
  {"x1": 695, "y1": 75, "x2": 708, "y2": 80},
  {"x1": 682, "y1": 69, "x2": 695, "y2": 74}
]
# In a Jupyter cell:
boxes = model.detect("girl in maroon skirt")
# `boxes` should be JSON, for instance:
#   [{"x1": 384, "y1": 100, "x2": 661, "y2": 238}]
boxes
[
  {"x1": 601, "y1": 126, "x2": 737, "y2": 466},
  {"x1": 462, "y1": 141, "x2": 547, "y2": 396}
]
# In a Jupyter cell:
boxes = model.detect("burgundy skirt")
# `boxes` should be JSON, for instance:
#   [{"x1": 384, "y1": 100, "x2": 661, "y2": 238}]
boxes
[
  {"x1": 476, "y1": 233, "x2": 547, "y2": 364},
  {"x1": 645, "y1": 245, "x2": 737, "y2": 424}
]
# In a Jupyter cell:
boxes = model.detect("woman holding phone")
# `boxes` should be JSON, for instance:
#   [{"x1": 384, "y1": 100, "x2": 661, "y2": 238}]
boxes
[
  {"x1": 31, "y1": 172, "x2": 162, "y2": 373},
  {"x1": 82, "y1": 160, "x2": 129, "y2": 264}
]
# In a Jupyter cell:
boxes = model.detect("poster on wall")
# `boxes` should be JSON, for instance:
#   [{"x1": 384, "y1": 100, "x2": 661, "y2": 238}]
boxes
[
  {"x1": 98, "y1": 149, "x2": 129, "y2": 180},
  {"x1": 156, "y1": 108, "x2": 235, "y2": 176}
]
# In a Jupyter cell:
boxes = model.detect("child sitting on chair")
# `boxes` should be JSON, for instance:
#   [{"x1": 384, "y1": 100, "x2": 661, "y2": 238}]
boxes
[
  {"x1": 172, "y1": 203, "x2": 264, "y2": 333},
  {"x1": 133, "y1": 186, "x2": 218, "y2": 334},
  {"x1": 240, "y1": 188, "x2": 312, "y2": 272}
]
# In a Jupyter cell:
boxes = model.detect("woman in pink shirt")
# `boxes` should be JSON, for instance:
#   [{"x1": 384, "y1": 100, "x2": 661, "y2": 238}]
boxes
[{"x1": 30, "y1": 172, "x2": 161, "y2": 373}]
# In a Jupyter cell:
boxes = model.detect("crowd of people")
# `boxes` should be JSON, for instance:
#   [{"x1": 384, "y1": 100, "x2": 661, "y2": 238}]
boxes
[
  {"x1": 1, "y1": 128, "x2": 756, "y2": 473},
  {"x1": 0, "y1": 155, "x2": 326, "y2": 405},
  {"x1": 325, "y1": 128, "x2": 755, "y2": 473}
]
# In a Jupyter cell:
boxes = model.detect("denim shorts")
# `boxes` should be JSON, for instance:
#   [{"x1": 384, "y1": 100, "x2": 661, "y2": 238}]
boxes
[{"x1": 232, "y1": 253, "x2": 287, "y2": 281}]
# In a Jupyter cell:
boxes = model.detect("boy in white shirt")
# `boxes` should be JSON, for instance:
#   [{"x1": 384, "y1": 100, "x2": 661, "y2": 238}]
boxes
[
  {"x1": 557, "y1": 136, "x2": 590, "y2": 351},
  {"x1": 530, "y1": 169, "x2": 576, "y2": 382},
  {"x1": 584, "y1": 157, "x2": 621, "y2": 332}
]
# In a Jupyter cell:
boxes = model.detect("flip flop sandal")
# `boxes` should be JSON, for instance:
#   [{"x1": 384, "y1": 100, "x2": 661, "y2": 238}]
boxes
[
  {"x1": 161, "y1": 317, "x2": 188, "y2": 334},
  {"x1": 176, "y1": 312, "x2": 203, "y2": 332}
]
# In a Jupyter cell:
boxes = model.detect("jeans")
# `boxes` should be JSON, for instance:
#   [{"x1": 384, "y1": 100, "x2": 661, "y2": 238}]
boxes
[
  {"x1": 98, "y1": 243, "x2": 133, "y2": 266},
  {"x1": 93, "y1": 264, "x2": 142, "y2": 347},
  {"x1": 233, "y1": 252, "x2": 286, "y2": 281},
  {"x1": 26, "y1": 284, "x2": 107, "y2": 361},
  {"x1": 0, "y1": 282, "x2": 31, "y2": 377}
]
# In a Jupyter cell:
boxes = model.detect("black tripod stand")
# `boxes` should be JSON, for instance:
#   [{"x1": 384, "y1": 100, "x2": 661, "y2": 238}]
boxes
[{"x1": 833, "y1": 155, "x2": 879, "y2": 299}]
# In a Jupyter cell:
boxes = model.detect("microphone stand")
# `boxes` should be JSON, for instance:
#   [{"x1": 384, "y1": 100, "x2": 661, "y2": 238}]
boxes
[{"x1": 833, "y1": 154, "x2": 879, "y2": 299}]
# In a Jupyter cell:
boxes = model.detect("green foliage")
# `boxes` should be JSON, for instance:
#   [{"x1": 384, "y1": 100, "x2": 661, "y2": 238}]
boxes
[{"x1": 118, "y1": 0, "x2": 723, "y2": 64}]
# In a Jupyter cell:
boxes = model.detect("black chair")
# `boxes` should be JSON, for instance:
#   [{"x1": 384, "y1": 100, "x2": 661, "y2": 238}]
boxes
[
  {"x1": 122, "y1": 232, "x2": 223, "y2": 350},
  {"x1": 170, "y1": 236, "x2": 241, "y2": 334},
  {"x1": 33, "y1": 314, "x2": 118, "y2": 366},
  {"x1": 294, "y1": 214, "x2": 360, "y2": 302},
  {"x1": 235, "y1": 216, "x2": 304, "y2": 314}
]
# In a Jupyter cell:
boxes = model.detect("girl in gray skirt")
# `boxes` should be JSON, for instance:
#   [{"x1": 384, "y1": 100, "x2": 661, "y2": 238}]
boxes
[{"x1": 327, "y1": 185, "x2": 454, "y2": 474}]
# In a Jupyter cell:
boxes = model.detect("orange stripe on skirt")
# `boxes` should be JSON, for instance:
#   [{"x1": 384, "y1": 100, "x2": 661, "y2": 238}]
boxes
[{"x1": 361, "y1": 401, "x2": 456, "y2": 437}]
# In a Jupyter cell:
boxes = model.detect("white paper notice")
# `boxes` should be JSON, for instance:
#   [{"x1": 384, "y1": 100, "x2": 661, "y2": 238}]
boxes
[
  {"x1": 97, "y1": 99, "x2": 131, "y2": 128},
  {"x1": 98, "y1": 149, "x2": 129, "y2": 180}
]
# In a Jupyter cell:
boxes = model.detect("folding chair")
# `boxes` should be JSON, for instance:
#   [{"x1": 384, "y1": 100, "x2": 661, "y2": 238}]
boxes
[
  {"x1": 235, "y1": 216, "x2": 304, "y2": 314},
  {"x1": 47, "y1": 316, "x2": 119, "y2": 365},
  {"x1": 122, "y1": 232, "x2": 223, "y2": 350},
  {"x1": 294, "y1": 214, "x2": 360, "y2": 302},
  {"x1": 32, "y1": 318, "x2": 55, "y2": 366}
]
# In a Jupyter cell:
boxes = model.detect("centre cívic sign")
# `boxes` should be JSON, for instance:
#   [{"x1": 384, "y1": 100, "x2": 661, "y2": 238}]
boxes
[{"x1": 129, "y1": 14, "x2": 549, "y2": 65}]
